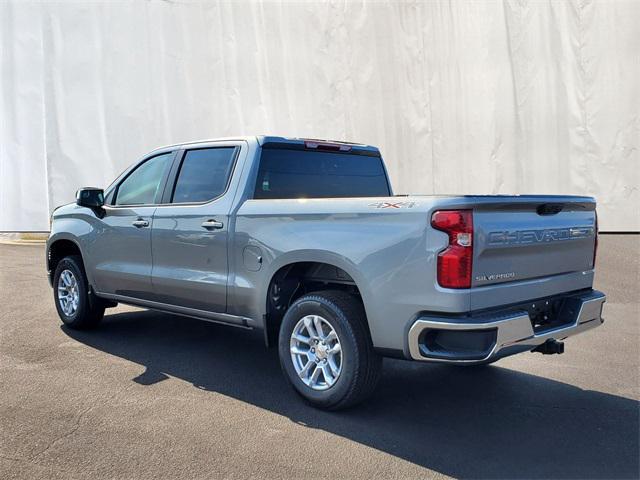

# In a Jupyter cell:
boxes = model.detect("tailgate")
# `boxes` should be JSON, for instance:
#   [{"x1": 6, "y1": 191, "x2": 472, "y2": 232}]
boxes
[{"x1": 472, "y1": 197, "x2": 597, "y2": 287}]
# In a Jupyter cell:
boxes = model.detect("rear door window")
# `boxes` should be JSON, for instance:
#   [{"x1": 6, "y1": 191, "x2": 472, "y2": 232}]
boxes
[
  {"x1": 253, "y1": 149, "x2": 390, "y2": 199},
  {"x1": 171, "y1": 147, "x2": 237, "y2": 203}
]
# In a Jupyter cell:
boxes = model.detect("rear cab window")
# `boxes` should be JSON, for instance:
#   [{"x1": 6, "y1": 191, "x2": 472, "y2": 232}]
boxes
[
  {"x1": 171, "y1": 147, "x2": 237, "y2": 203},
  {"x1": 253, "y1": 147, "x2": 390, "y2": 199}
]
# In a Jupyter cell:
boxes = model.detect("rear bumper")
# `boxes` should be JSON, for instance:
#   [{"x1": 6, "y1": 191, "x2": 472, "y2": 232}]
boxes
[{"x1": 407, "y1": 289, "x2": 606, "y2": 364}]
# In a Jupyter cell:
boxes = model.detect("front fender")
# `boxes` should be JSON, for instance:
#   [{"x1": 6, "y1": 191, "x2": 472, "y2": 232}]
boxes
[{"x1": 47, "y1": 211, "x2": 96, "y2": 286}]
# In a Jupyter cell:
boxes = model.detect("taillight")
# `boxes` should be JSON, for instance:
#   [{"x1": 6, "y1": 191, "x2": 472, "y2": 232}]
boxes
[
  {"x1": 593, "y1": 211, "x2": 598, "y2": 268},
  {"x1": 431, "y1": 210, "x2": 473, "y2": 289}
]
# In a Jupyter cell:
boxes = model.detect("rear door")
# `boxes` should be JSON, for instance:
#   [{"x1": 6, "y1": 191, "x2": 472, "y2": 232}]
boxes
[
  {"x1": 472, "y1": 197, "x2": 597, "y2": 287},
  {"x1": 150, "y1": 143, "x2": 241, "y2": 313}
]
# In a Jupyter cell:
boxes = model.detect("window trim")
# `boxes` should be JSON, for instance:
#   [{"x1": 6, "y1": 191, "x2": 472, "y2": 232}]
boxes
[
  {"x1": 250, "y1": 149, "x2": 391, "y2": 200},
  {"x1": 106, "y1": 150, "x2": 177, "y2": 208},
  {"x1": 163, "y1": 146, "x2": 240, "y2": 206}
]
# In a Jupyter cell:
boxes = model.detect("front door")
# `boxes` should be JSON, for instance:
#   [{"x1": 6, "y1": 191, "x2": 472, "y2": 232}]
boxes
[
  {"x1": 89, "y1": 151, "x2": 174, "y2": 299},
  {"x1": 151, "y1": 146, "x2": 239, "y2": 313}
]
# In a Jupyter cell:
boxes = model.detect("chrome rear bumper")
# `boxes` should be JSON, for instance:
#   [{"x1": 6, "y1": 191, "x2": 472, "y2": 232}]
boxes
[{"x1": 408, "y1": 290, "x2": 606, "y2": 364}]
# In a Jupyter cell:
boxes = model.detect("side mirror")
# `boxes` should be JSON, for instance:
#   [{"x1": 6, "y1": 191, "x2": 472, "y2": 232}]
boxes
[{"x1": 76, "y1": 187, "x2": 104, "y2": 208}]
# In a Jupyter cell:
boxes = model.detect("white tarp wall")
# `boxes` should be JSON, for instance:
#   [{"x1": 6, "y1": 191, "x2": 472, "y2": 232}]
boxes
[{"x1": 1, "y1": 0, "x2": 638, "y2": 232}]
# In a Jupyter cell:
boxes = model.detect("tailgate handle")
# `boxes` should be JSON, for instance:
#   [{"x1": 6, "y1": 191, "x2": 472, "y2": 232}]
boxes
[{"x1": 537, "y1": 203, "x2": 564, "y2": 216}]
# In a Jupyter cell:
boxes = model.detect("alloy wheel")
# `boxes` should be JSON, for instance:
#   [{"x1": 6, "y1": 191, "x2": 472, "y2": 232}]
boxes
[
  {"x1": 290, "y1": 314, "x2": 343, "y2": 390},
  {"x1": 57, "y1": 269, "x2": 80, "y2": 317}
]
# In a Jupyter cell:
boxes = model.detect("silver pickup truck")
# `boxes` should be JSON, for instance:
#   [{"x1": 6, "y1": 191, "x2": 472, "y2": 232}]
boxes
[{"x1": 47, "y1": 136, "x2": 606, "y2": 409}]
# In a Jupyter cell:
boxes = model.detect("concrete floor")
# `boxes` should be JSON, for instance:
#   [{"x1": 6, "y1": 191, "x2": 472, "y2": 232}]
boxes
[{"x1": 0, "y1": 235, "x2": 638, "y2": 479}]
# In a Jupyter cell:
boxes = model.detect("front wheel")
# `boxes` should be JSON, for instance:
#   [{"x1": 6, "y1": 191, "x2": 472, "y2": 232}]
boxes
[
  {"x1": 53, "y1": 255, "x2": 104, "y2": 329},
  {"x1": 278, "y1": 290, "x2": 382, "y2": 410}
]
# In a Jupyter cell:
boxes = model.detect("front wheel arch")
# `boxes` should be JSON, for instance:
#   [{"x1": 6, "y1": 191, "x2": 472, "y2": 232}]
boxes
[{"x1": 48, "y1": 238, "x2": 83, "y2": 285}]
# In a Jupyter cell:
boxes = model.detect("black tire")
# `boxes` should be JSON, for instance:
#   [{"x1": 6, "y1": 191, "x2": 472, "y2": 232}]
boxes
[
  {"x1": 278, "y1": 290, "x2": 382, "y2": 410},
  {"x1": 53, "y1": 255, "x2": 104, "y2": 329}
]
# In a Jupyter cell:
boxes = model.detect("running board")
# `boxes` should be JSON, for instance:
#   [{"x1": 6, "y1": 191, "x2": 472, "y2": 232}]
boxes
[{"x1": 95, "y1": 292, "x2": 255, "y2": 329}]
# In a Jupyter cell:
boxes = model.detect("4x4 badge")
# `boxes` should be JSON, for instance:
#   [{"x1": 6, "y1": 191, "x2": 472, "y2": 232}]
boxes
[{"x1": 369, "y1": 201, "x2": 417, "y2": 209}]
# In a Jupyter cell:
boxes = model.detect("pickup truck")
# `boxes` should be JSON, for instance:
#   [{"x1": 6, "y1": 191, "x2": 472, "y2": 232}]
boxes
[{"x1": 47, "y1": 136, "x2": 606, "y2": 410}]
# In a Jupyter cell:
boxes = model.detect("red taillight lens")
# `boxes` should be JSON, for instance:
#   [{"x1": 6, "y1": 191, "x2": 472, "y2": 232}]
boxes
[{"x1": 431, "y1": 210, "x2": 473, "y2": 289}]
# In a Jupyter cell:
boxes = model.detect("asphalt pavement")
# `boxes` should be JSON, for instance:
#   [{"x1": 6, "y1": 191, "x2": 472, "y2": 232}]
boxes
[{"x1": 0, "y1": 235, "x2": 638, "y2": 479}]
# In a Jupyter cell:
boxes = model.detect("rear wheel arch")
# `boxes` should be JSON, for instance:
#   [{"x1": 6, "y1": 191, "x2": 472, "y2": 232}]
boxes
[{"x1": 263, "y1": 260, "x2": 371, "y2": 347}]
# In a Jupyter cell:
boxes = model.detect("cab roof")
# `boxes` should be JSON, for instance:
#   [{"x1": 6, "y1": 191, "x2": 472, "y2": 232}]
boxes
[{"x1": 156, "y1": 135, "x2": 380, "y2": 155}]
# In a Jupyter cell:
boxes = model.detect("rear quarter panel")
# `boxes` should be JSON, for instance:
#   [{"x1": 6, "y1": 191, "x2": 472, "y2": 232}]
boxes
[{"x1": 230, "y1": 197, "x2": 468, "y2": 351}]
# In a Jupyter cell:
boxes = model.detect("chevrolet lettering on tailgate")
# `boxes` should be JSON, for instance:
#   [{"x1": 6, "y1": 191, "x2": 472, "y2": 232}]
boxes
[{"x1": 487, "y1": 227, "x2": 595, "y2": 246}]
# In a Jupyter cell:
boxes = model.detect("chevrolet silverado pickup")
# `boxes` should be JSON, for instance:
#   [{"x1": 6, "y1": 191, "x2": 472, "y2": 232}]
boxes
[{"x1": 47, "y1": 136, "x2": 606, "y2": 409}]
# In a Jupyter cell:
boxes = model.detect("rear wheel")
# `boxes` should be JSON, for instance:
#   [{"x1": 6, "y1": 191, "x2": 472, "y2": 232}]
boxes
[
  {"x1": 53, "y1": 255, "x2": 104, "y2": 329},
  {"x1": 278, "y1": 290, "x2": 382, "y2": 410}
]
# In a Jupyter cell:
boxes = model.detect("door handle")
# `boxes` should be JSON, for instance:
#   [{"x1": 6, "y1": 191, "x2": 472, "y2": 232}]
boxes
[
  {"x1": 201, "y1": 219, "x2": 224, "y2": 230},
  {"x1": 132, "y1": 219, "x2": 149, "y2": 228}
]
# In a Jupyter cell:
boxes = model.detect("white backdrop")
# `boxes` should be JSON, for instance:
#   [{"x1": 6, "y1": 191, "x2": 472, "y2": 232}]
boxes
[{"x1": 1, "y1": 0, "x2": 638, "y2": 231}]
